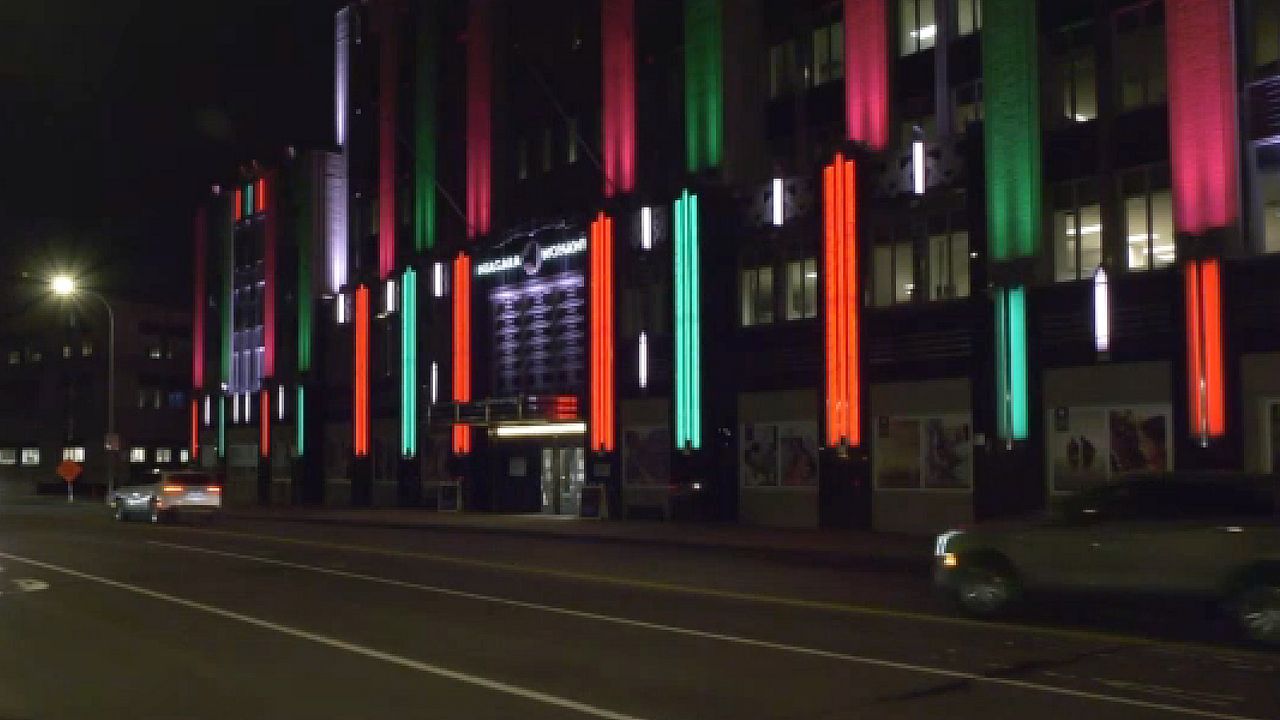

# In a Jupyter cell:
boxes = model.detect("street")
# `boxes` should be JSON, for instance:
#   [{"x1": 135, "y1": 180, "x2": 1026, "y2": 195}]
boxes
[{"x1": 0, "y1": 501, "x2": 1277, "y2": 720}]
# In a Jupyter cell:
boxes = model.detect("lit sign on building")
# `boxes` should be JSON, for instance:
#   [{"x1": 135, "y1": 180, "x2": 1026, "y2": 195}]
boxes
[{"x1": 475, "y1": 237, "x2": 588, "y2": 277}]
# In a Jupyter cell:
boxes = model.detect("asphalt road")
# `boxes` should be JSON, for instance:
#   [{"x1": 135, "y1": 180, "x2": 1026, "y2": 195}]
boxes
[{"x1": 1, "y1": 501, "x2": 1277, "y2": 720}]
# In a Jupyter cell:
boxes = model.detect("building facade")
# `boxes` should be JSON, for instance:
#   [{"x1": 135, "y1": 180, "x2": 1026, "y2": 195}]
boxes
[{"x1": 192, "y1": 0, "x2": 1280, "y2": 532}]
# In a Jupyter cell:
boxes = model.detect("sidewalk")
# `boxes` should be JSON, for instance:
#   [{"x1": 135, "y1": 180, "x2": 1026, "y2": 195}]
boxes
[{"x1": 222, "y1": 506, "x2": 934, "y2": 572}]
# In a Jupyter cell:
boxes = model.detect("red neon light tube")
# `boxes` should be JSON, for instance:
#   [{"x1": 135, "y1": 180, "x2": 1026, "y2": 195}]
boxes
[
  {"x1": 354, "y1": 285, "x2": 370, "y2": 456},
  {"x1": 255, "y1": 177, "x2": 267, "y2": 214},
  {"x1": 823, "y1": 154, "x2": 860, "y2": 447},
  {"x1": 1185, "y1": 259, "x2": 1226, "y2": 439},
  {"x1": 465, "y1": 0, "x2": 492, "y2": 238},
  {"x1": 590, "y1": 212, "x2": 616, "y2": 452},
  {"x1": 378, "y1": 0, "x2": 397, "y2": 278},
  {"x1": 452, "y1": 253, "x2": 472, "y2": 454},
  {"x1": 1166, "y1": 0, "x2": 1238, "y2": 234},
  {"x1": 263, "y1": 174, "x2": 276, "y2": 378},
  {"x1": 234, "y1": 188, "x2": 243, "y2": 222},
  {"x1": 601, "y1": 0, "x2": 636, "y2": 197},
  {"x1": 193, "y1": 207, "x2": 206, "y2": 389},
  {"x1": 260, "y1": 390, "x2": 270, "y2": 458},
  {"x1": 844, "y1": 0, "x2": 889, "y2": 151},
  {"x1": 190, "y1": 399, "x2": 200, "y2": 459}
]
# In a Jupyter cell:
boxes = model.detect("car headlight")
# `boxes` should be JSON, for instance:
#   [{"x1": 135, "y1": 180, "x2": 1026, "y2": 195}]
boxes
[{"x1": 940, "y1": 552, "x2": 958, "y2": 568}]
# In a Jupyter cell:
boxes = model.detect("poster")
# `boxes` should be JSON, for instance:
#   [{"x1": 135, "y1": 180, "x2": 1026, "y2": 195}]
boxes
[
  {"x1": 1109, "y1": 408, "x2": 1169, "y2": 474},
  {"x1": 922, "y1": 418, "x2": 972, "y2": 489},
  {"x1": 778, "y1": 422, "x2": 819, "y2": 487},
  {"x1": 622, "y1": 426, "x2": 670, "y2": 485},
  {"x1": 741, "y1": 423, "x2": 779, "y2": 487},
  {"x1": 1049, "y1": 407, "x2": 1108, "y2": 493},
  {"x1": 1270, "y1": 402, "x2": 1280, "y2": 474},
  {"x1": 875, "y1": 418, "x2": 922, "y2": 489}
]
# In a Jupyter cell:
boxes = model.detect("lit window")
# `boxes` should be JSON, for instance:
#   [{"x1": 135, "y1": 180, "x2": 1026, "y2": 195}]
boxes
[
  {"x1": 741, "y1": 266, "x2": 775, "y2": 326},
  {"x1": 927, "y1": 226, "x2": 970, "y2": 300},
  {"x1": 952, "y1": 80, "x2": 982, "y2": 133},
  {"x1": 1114, "y1": 3, "x2": 1167, "y2": 112},
  {"x1": 137, "y1": 389, "x2": 148, "y2": 409},
  {"x1": 62, "y1": 345, "x2": 72, "y2": 359},
  {"x1": 785, "y1": 259, "x2": 819, "y2": 319},
  {"x1": 81, "y1": 340, "x2": 92, "y2": 356},
  {"x1": 871, "y1": 242, "x2": 915, "y2": 307},
  {"x1": 899, "y1": 0, "x2": 937, "y2": 57},
  {"x1": 566, "y1": 117, "x2": 579, "y2": 164},
  {"x1": 153, "y1": 388, "x2": 163, "y2": 410},
  {"x1": 1121, "y1": 166, "x2": 1175, "y2": 271},
  {"x1": 1053, "y1": 179, "x2": 1104, "y2": 282},
  {"x1": 129, "y1": 447, "x2": 146, "y2": 463},
  {"x1": 7, "y1": 351, "x2": 19, "y2": 365},
  {"x1": 1254, "y1": 144, "x2": 1280, "y2": 253},
  {"x1": 21, "y1": 447, "x2": 40, "y2": 466},
  {"x1": 0, "y1": 449, "x2": 15, "y2": 465},
  {"x1": 155, "y1": 448, "x2": 172, "y2": 463},
  {"x1": 517, "y1": 137, "x2": 529, "y2": 180},
  {"x1": 956, "y1": 0, "x2": 981, "y2": 36},
  {"x1": 1256, "y1": 0, "x2": 1280, "y2": 70},
  {"x1": 812, "y1": 22, "x2": 844, "y2": 86},
  {"x1": 1051, "y1": 26, "x2": 1097, "y2": 124},
  {"x1": 27, "y1": 348, "x2": 41, "y2": 363},
  {"x1": 179, "y1": 449, "x2": 190, "y2": 464},
  {"x1": 62, "y1": 447, "x2": 85, "y2": 463}
]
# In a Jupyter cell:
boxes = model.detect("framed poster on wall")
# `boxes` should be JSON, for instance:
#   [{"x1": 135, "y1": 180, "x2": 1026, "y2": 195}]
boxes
[
  {"x1": 778, "y1": 422, "x2": 819, "y2": 487},
  {"x1": 622, "y1": 426, "x2": 670, "y2": 485},
  {"x1": 740, "y1": 423, "x2": 779, "y2": 487},
  {"x1": 1047, "y1": 404, "x2": 1173, "y2": 494},
  {"x1": 873, "y1": 414, "x2": 973, "y2": 491},
  {"x1": 1263, "y1": 399, "x2": 1280, "y2": 474},
  {"x1": 740, "y1": 421, "x2": 818, "y2": 489}
]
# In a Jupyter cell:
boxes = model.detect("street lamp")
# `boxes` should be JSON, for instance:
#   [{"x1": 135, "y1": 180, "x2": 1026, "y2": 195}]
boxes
[{"x1": 50, "y1": 275, "x2": 118, "y2": 497}]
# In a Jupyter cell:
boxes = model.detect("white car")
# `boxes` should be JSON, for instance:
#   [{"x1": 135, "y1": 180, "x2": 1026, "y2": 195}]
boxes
[{"x1": 108, "y1": 471, "x2": 223, "y2": 523}]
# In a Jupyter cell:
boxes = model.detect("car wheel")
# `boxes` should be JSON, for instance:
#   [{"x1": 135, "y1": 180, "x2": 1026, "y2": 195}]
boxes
[
  {"x1": 1233, "y1": 582, "x2": 1280, "y2": 647},
  {"x1": 955, "y1": 563, "x2": 1020, "y2": 617},
  {"x1": 114, "y1": 501, "x2": 128, "y2": 522}
]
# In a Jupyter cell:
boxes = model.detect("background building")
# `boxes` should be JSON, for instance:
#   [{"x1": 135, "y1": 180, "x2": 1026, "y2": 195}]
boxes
[{"x1": 191, "y1": 0, "x2": 1280, "y2": 533}]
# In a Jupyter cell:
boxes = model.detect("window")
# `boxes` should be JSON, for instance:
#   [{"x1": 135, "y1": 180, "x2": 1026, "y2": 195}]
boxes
[
  {"x1": 1053, "y1": 179, "x2": 1104, "y2": 281},
  {"x1": 179, "y1": 448, "x2": 190, "y2": 464},
  {"x1": 27, "y1": 348, "x2": 41, "y2": 363},
  {"x1": 81, "y1": 340, "x2": 93, "y2": 357},
  {"x1": 741, "y1": 265, "x2": 775, "y2": 326},
  {"x1": 926, "y1": 226, "x2": 970, "y2": 300},
  {"x1": 155, "y1": 448, "x2": 172, "y2": 463},
  {"x1": 541, "y1": 126, "x2": 553, "y2": 172},
  {"x1": 20, "y1": 448, "x2": 40, "y2": 466},
  {"x1": 62, "y1": 447, "x2": 85, "y2": 463},
  {"x1": 785, "y1": 259, "x2": 819, "y2": 319},
  {"x1": 517, "y1": 138, "x2": 528, "y2": 180},
  {"x1": 899, "y1": 0, "x2": 937, "y2": 56},
  {"x1": 7, "y1": 351, "x2": 19, "y2": 365},
  {"x1": 952, "y1": 80, "x2": 982, "y2": 132},
  {"x1": 871, "y1": 242, "x2": 915, "y2": 306},
  {"x1": 812, "y1": 22, "x2": 844, "y2": 86},
  {"x1": 62, "y1": 345, "x2": 72, "y2": 359},
  {"x1": 768, "y1": 40, "x2": 798, "y2": 99},
  {"x1": 1257, "y1": 0, "x2": 1280, "y2": 70},
  {"x1": 1114, "y1": 3, "x2": 1166, "y2": 112},
  {"x1": 0, "y1": 449, "x2": 14, "y2": 465},
  {"x1": 956, "y1": 0, "x2": 981, "y2": 36},
  {"x1": 566, "y1": 117, "x2": 579, "y2": 164},
  {"x1": 1121, "y1": 166, "x2": 1175, "y2": 271},
  {"x1": 137, "y1": 388, "x2": 147, "y2": 409},
  {"x1": 168, "y1": 390, "x2": 186, "y2": 410},
  {"x1": 1256, "y1": 144, "x2": 1280, "y2": 253},
  {"x1": 129, "y1": 447, "x2": 147, "y2": 463},
  {"x1": 1051, "y1": 26, "x2": 1097, "y2": 124}
]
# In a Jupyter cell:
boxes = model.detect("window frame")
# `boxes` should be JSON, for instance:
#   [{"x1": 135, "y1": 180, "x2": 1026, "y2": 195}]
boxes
[
  {"x1": 898, "y1": 0, "x2": 938, "y2": 57},
  {"x1": 784, "y1": 258, "x2": 819, "y2": 320},
  {"x1": 1119, "y1": 164, "x2": 1175, "y2": 272},
  {"x1": 20, "y1": 447, "x2": 40, "y2": 466},
  {"x1": 1112, "y1": 2, "x2": 1167, "y2": 113},
  {"x1": 1052, "y1": 177, "x2": 1104, "y2": 282},
  {"x1": 741, "y1": 264, "x2": 777, "y2": 327}
]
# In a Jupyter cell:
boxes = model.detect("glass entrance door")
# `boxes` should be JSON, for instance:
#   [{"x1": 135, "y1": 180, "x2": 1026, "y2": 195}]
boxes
[{"x1": 540, "y1": 446, "x2": 585, "y2": 515}]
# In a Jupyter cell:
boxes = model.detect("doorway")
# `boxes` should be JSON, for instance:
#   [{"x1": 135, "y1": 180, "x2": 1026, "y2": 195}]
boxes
[{"x1": 541, "y1": 446, "x2": 585, "y2": 515}]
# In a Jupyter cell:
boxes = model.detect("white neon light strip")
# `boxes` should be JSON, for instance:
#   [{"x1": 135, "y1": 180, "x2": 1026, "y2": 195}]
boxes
[
  {"x1": 640, "y1": 206, "x2": 653, "y2": 250},
  {"x1": 433, "y1": 262, "x2": 445, "y2": 298},
  {"x1": 203, "y1": 395, "x2": 211, "y2": 426},
  {"x1": 772, "y1": 178, "x2": 784, "y2": 226},
  {"x1": 1094, "y1": 267, "x2": 1110, "y2": 353},
  {"x1": 334, "y1": 8, "x2": 350, "y2": 147},
  {"x1": 277, "y1": 384, "x2": 285, "y2": 421},
  {"x1": 336, "y1": 293, "x2": 348, "y2": 325},
  {"x1": 385, "y1": 279, "x2": 397, "y2": 315},
  {"x1": 912, "y1": 140, "x2": 925, "y2": 195},
  {"x1": 491, "y1": 422, "x2": 587, "y2": 438},
  {"x1": 232, "y1": 392, "x2": 241, "y2": 424},
  {"x1": 430, "y1": 361, "x2": 439, "y2": 404},
  {"x1": 638, "y1": 332, "x2": 648, "y2": 389}
]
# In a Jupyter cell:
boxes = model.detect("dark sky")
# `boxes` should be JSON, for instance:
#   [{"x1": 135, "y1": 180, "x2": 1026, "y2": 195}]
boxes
[{"x1": 0, "y1": 0, "x2": 334, "y2": 303}]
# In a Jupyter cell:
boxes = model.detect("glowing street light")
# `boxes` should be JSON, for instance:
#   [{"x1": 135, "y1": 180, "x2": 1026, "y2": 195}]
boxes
[{"x1": 50, "y1": 275, "x2": 77, "y2": 296}]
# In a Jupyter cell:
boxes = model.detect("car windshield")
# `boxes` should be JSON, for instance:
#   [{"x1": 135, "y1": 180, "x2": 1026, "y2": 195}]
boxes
[{"x1": 165, "y1": 474, "x2": 216, "y2": 487}]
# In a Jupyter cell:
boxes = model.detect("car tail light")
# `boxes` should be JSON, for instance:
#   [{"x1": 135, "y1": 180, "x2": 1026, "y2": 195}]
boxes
[
  {"x1": 162, "y1": 485, "x2": 183, "y2": 493},
  {"x1": 206, "y1": 486, "x2": 222, "y2": 494}
]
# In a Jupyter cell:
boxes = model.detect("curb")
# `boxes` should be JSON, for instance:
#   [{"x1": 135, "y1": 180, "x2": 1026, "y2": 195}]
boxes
[{"x1": 222, "y1": 511, "x2": 933, "y2": 573}]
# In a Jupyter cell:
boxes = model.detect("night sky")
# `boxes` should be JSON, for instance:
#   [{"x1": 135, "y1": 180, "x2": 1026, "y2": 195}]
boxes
[{"x1": 1, "y1": 0, "x2": 334, "y2": 303}]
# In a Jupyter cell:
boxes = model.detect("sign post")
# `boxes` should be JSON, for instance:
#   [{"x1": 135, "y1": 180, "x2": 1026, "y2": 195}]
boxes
[{"x1": 56, "y1": 460, "x2": 82, "y2": 503}]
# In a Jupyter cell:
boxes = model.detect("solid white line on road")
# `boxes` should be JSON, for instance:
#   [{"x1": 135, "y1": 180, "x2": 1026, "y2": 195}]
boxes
[
  {"x1": 146, "y1": 540, "x2": 1266, "y2": 720},
  {"x1": 0, "y1": 550, "x2": 650, "y2": 720}
]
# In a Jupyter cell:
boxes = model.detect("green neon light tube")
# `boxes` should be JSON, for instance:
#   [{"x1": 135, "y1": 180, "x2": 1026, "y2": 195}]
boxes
[
  {"x1": 297, "y1": 170, "x2": 314, "y2": 372},
  {"x1": 295, "y1": 386, "x2": 305, "y2": 457},
  {"x1": 995, "y1": 286, "x2": 1029, "y2": 441},
  {"x1": 401, "y1": 267, "x2": 418, "y2": 456},
  {"x1": 673, "y1": 190, "x2": 701, "y2": 449},
  {"x1": 217, "y1": 395, "x2": 226, "y2": 459},
  {"x1": 683, "y1": 0, "x2": 723, "y2": 172},
  {"x1": 414, "y1": 6, "x2": 438, "y2": 251}
]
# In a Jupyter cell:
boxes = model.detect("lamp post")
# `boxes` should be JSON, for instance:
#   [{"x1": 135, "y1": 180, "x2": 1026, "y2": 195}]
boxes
[{"x1": 50, "y1": 276, "x2": 117, "y2": 497}]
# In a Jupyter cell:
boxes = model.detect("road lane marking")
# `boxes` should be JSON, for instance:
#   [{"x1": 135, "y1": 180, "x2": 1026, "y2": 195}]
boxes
[
  {"x1": 0, "y1": 550, "x2": 649, "y2": 720},
  {"x1": 157, "y1": 524, "x2": 1277, "y2": 662},
  {"x1": 145, "y1": 540, "x2": 1269, "y2": 720}
]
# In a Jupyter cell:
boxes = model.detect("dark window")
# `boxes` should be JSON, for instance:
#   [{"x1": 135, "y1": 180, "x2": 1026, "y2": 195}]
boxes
[
  {"x1": 1050, "y1": 24, "x2": 1097, "y2": 125},
  {"x1": 1257, "y1": 0, "x2": 1280, "y2": 70},
  {"x1": 1113, "y1": 2, "x2": 1166, "y2": 112}
]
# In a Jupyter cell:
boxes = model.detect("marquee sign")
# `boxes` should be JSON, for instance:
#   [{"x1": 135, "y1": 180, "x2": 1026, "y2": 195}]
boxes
[{"x1": 475, "y1": 237, "x2": 588, "y2": 277}]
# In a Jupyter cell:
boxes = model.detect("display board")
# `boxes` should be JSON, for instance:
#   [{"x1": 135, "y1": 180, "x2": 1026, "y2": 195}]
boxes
[
  {"x1": 1047, "y1": 404, "x2": 1172, "y2": 494},
  {"x1": 873, "y1": 414, "x2": 973, "y2": 491},
  {"x1": 740, "y1": 421, "x2": 818, "y2": 488}
]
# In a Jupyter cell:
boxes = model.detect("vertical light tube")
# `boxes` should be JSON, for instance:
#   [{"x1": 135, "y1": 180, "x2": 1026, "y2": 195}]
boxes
[
  {"x1": 335, "y1": 7, "x2": 350, "y2": 147},
  {"x1": 233, "y1": 389, "x2": 241, "y2": 424},
  {"x1": 277, "y1": 383, "x2": 285, "y2": 421},
  {"x1": 263, "y1": 173, "x2": 276, "y2": 378},
  {"x1": 995, "y1": 286, "x2": 1030, "y2": 441},
  {"x1": 640, "y1": 206, "x2": 653, "y2": 250},
  {"x1": 414, "y1": 0, "x2": 438, "y2": 251},
  {"x1": 218, "y1": 396, "x2": 226, "y2": 459},
  {"x1": 452, "y1": 253, "x2": 472, "y2": 454},
  {"x1": 354, "y1": 284, "x2": 370, "y2": 457},
  {"x1": 1186, "y1": 259, "x2": 1226, "y2": 439},
  {"x1": 602, "y1": 0, "x2": 636, "y2": 196},
  {"x1": 590, "y1": 212, "x2": 616, "y2": 452},
  {"x1": 193, "y1": 207, "x2": 206, "y2": 390},
  {"x1": 844, "y1": 0, "x2": 889, "y2": 150},
  {"x1": 912, "y1": 139, "x2": 925, "y2": 195},
  {"x1": 466, "y1": 0, "x2": 493, "y2": 238},
  {"x1": 260, "y1": 390, "x2": 270, "y2": 458},
  {"x1": 772, "y1": 177, "x2": 784, "y2": 226},
  {"x1": 222, "y1": 195, "x2": 234, "y2": 392},
  {"x1": 430, "y1": 360, "x2": 439, "y2": 404},
  {"x1": 401, "y1": 267, "x2": 418, "y2": 457},
  {"x1": 673, "y1": 190, "x2": 702, "y2": 449},
  {"x1": 432, "y1": 262, "x2": 446, "y2": 297},
  {"x1": 295, "y1": 386, "x2": 306, "y2": 457},
  {"x1": 377, "y1": 0, "x2": 397, "y2": 280},
  {"x1": 190, "y1": 400, "x2": 199, "y2": 459},
  {"x1": 385, "y1": 278, "x2": 398, "y2": 315},
  {"x1": 822, "y1": 154, "x2": 861, "y2": 447},
  {"x1": 1166, "y1": 0, "x2": 1239, "y2": 234},
  {"x1": 683, "y1": 0, "x2": 723, "y2": 172},
  {"x1": 297, "y1": 156, "x2": 314, "y2": 373},
  {"x1": 328, "y1": 8, "x2": 351, "y2": 294},
  {"x1": 203, "y1": 394, "x2": 211, "y2": 426},
  {"x1": 983, "y1": 0, "x2": 1042, "y2": 260},
  {"x1": 1093, "y1": 267, "x2": 1110, "y2": 354},
  {"x1": 638, "y1": 332, "x2": 648, "y2": 389}
]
